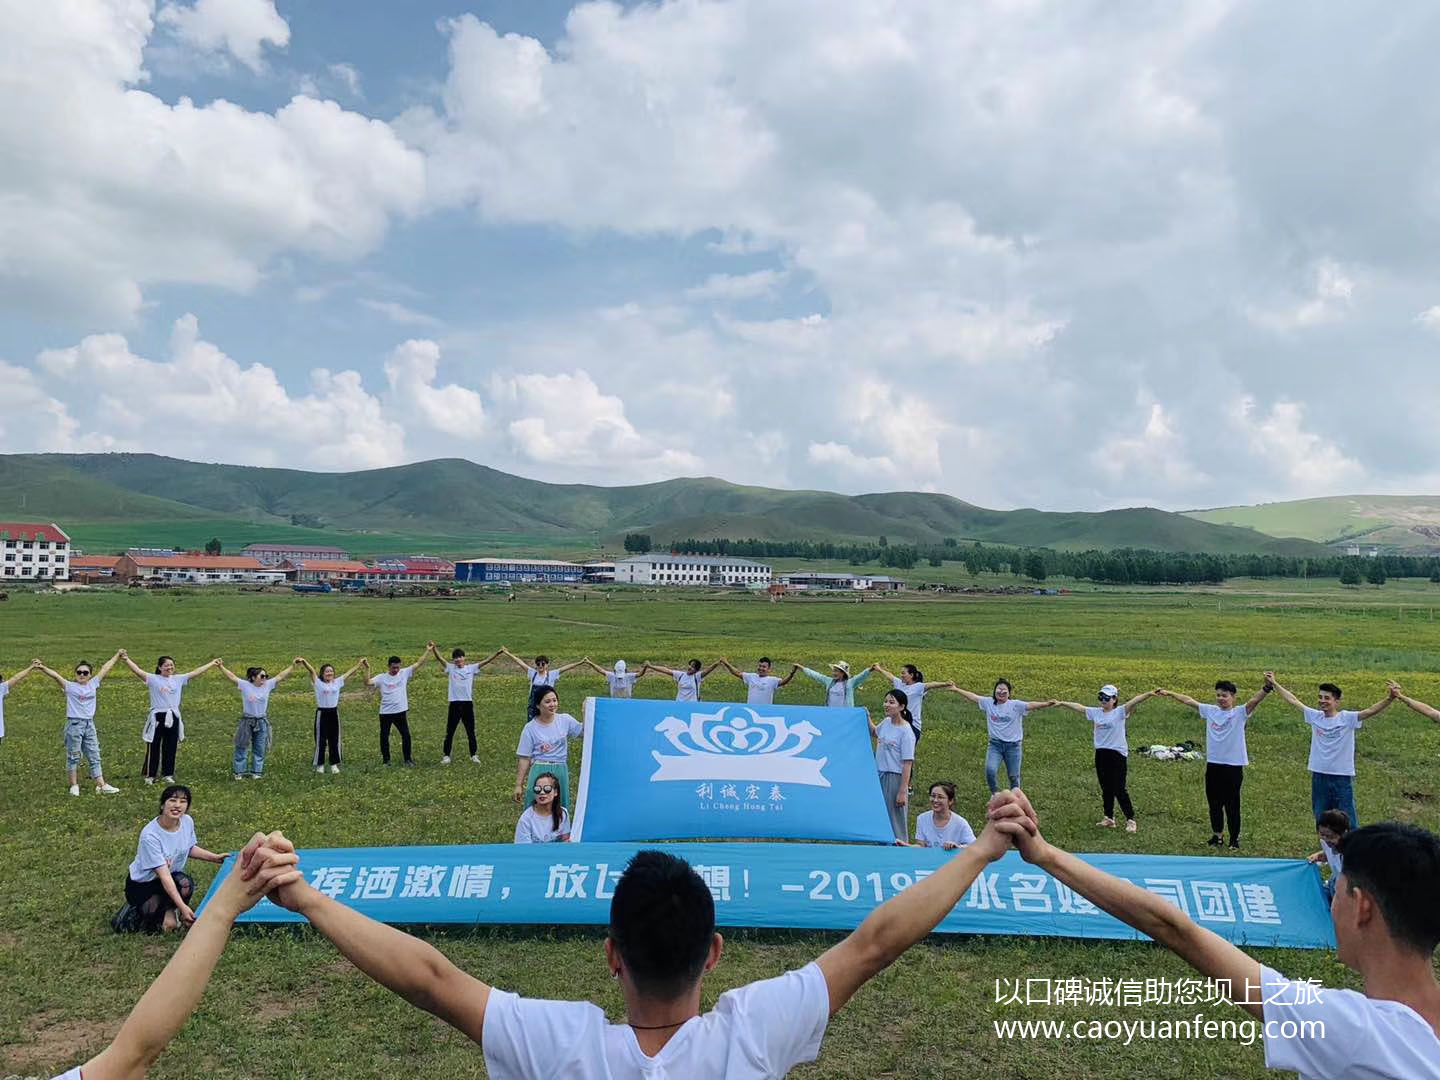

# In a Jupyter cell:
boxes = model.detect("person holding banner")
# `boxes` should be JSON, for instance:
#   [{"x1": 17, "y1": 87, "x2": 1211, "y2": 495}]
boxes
[
  {"x1": 945, "y1": 678, "x2": 1058, "y2": 792},
  {"x1": 869, "y1": 689, "x2": 917, "y2": 844},
  {"x1": 716, "y1": 656, "x2": 799, "y2": 705},
  {"x1": 217, "y1": 659, "x2": 298, "y2": 780},
  {"x1": 497, "y1": 648, "x2": 588, "y2": 718},
  {"x1": 1053, "y1": 685, "x2": 1158, "y2": 833},
  {"x1": 870, "y1": 663, "x2": 953, "y2": 743},
  {"x1": 800, "y1": 660, "x2": 874, "y2": 707},
  {"x1": 514, "y1": 771, "x2": 571, "y2": 843},
  {"x1": 986, "y1": 788, "x2": 1440, "y2": 1079},
  {"x1": 643, "y1": 658, "x2": 720, "y2": 702},
  {"x1": 30, "y1": 652, "x2": 123, "y2": 796},
  {"x1": 514, "y1": 687, "x2": 583, "y2": 809},
  {"x1": 118, "y1": 651, "x2": 222, "y2": 784},
  {"x1": 582, "y1": 658, "x2": 640, "y2": 698},
  {"x1": 913, "y1": 781, "x2": 976, "y2": 849},
  {"x1": 297, "y1": 656, "x2": 366, "y2": 774},
  {"x1": 236, "y1": 800, "x2": 1043, "y2": 1078}
]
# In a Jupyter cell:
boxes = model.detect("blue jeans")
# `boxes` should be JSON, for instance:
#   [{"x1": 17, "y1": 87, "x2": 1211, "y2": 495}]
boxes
[
  {"x1": 1310, "y1": 772, "x2": 1358, "y2": 829},
  {"x1": 985, "y1": 737, "x2": 1022, "y2": 793},
  {"x1": 233, "y1": 717, "x2": 270, "y2": 776}
]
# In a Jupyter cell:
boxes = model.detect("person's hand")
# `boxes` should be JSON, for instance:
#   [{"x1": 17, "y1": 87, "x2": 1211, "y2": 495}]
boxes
[
  {"x1": 966, "y1": 820, "x2": 1014, "y2": 862},
  {"x1": 896, "y1": 789, "x2": 907, "y2": 808},
  {"x1": 942, "y1": 841, "x2": 959, "y2": 851},
  {"x1": 427, "y1": 640, "x2": 436, "y2": 649},
  {"x1": 1263, "y1": 671, "x2": 1276, "y2": 688},
  {"x1": 31, "y1": 658, "x2": 43, "y2": 667},
  {"x1": 1307, "y1": 852, "x2": 1324, "y2": 864},
  {"x1": 118, "y1": 648, "x2": 128, "y2": 658},
  {"x1": 1387, "y1": 679, "x2": 1401, "y2": 698},
  {"x1": 1154, "y1": 688, "x2": 1171, "y2": 698},
  {"x1": 209, "y1": 832, "x2": 302, "y2": 919},
  {"x1": 513, "y1": 786, "x2": 523, "y2": 805},
  {"x1": 217, "y1": 851, "x2": 232, "y2": 863},
  {"x1": 361, "y1": 658, "x2": 370, "y2": 668},
  {"x1": 986, "y1": 789, "x2": 1049, "y2": 864},
  {"x1": 295, "y1": 656, "x2": 305, "y2": 665},
  {"x1": 178, "y1": 904, "x2": 197, "y2": 926}
]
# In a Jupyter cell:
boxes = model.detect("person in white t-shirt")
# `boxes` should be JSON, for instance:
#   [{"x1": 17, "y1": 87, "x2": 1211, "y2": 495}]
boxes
[
  {"x1": 947, "y1": 678, "x2": 1059, "y2": 793},
  {"x1": 1308, "y1": 809, "x2": 1352, "y2": 902},
  {"x1": 296, "y1": 656, "x2": 367, "y2": 774},
  {"x1": 0, "y1": 661, "x2": 40, "y2": 743},
  {"x1": 716, "y1": 656, "x2": 798, "y2": 705},
  {"x1": 912, "y1": 781, "x2": 977, "y2": 849},
  {"x1": 240, "y1": 806, "x2": 1033, "y2": 1080},
  {"x1": 118, "y1": 651, "x2": 222, "y2": 784},
  {"x1": 1053, "y1": 685, "x2": 1158, "y2": 833},
  {"x1": 51, "y1": 830, "x2": 300, "y2": 1080},
  {"x1": 368, "y1": 645, "x2": 434, "y2": 766},
  {"x1": 514, "y1": 771, "x2": 571, "y2": 843},
  {"x1": 217, "y1": 659, "x2": 298, "y2": 780},
  {"x1": 497, "y1": 648, "x2": 588, "y2": 719},
  {"x1": 30, "y1": 653, "x2": 122, "y2": 796},
  {"x1": 513, "y1": 687, "x2": 584, "y2": 809},
  {"x1": 872, "y1": 663, "x2": 954, "y2": 743},
  {"x1": 1268, "y1": 674, "x2": 1396, "y2": 829},
  {"x1": 988, "y1": 788, "x2": 1440, "y2": 1080},
  {"x1": 642, "y1": 658, "x2": 721, "y2": 702},
  {"x1": 1155, "y1": 678, "x2": 1271, "y2": 849},
  {"x1": 431, "y1": 643, "x2": 502, "y2": 764},
  {"x1": 116, "y1": 785, "x2": 230, "y2": 935},
  {"x1": 582, "y1": 658, "x2": 642, "y2": 698},
  {"x1": 870, "y1": 690, "x2": 917, "y2": 844}
]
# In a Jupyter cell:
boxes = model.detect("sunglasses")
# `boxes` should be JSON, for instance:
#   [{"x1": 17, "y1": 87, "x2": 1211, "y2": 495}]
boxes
[
  {"x1": 75, "y1": 669, "x2": 92, "y2": 676},
  {"x1": 533, "y1": 785, "x2": 556, "y2": 795},
  {"x1": 1097, "y1": 694, "x2": 1116, "y2": 702}
]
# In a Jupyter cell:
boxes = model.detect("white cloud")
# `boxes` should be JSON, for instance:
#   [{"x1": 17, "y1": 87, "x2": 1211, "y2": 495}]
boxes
[
  {"x1": 806, "y1": 441, "x2": 896, "y2": 480},
  {"x1": 1091, "y1": 398, "x2": 1210, "y2": 498},
  {"x1": 383, "y1": 339, "x2": 486, "y2": 439},
  {"x1": 158, "y1": 0, "x2": 290, "y2": 72},
  {"x1": 1416, "y1": 306, "x2": 1440, "y2": 330},
  {"x1": 684, "y1": 269, "x2": 788, "y2": 302},
  {"x1": 359, "y1": 299, "x2": 442, "y2": 327},
  {"x1": 1246, "y1": 259, "x2": 1357, "y2": 331},
  {"x1": 1237, "y1": 397, "x2": 1364, "y2": 497}
]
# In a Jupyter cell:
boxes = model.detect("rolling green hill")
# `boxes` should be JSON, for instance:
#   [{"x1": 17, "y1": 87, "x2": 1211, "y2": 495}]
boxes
[
  {"x1": 0, "y1": 452, "x2": 1325, "y2": 557},
  {"x1": 1184, "y1": 495, "x2": 1440, "y2": 551}
]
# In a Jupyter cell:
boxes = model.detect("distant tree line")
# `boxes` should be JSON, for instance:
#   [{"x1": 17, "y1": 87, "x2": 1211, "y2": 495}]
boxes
[{"x1": 664, "y1": 536, "x2": 1440, "y2": 586}]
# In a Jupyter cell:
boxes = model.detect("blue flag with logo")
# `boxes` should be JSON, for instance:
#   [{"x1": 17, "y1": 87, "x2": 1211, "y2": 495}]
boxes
[{"x1": 571, "y1": 697, "x2": 895, "y2": 843}]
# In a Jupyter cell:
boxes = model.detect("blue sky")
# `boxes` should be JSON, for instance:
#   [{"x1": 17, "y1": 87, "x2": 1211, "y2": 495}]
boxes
[{"x1": 4, "y1": 1, "x2": 1440, "y2": 508}]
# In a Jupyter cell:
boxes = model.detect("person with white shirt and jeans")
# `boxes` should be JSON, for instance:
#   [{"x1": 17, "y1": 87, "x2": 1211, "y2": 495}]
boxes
[
  {"x1": 947, "y1": 678, "x2": 1059, "y2": 793},
  {"x1": 118, "y1": 651, "x2": 222, "y2": 784},
  {"x1": 30, "y1": 653, "x2": 122, "y2": 796},
  {"x1": 1268, "y1": 674, "x2": 1396, "y2": 828},
  {"x1": 1156, "y1": 677, "x2": 1271, "y2": 849},
  {"x1": 870, "y1": 690, "x2": 917, "y2": 844},
  {"x1": 217, "y1": 659, "x2": 298, "y2": 780},
  {"x1": 237, "y1": 801, "x2": 1042, "y2": 1079},
  {"x1": 986, "y1": 787, "x2": 1440, "y2": 1080},
  {"x1": 431, "y1": 643, "x2": 501, "y2": 764},
  {"x1": 716, "y1": 656, "x2": 799, "y2": 705},
  {"x1": 368, "y1": 645, "x2": 433, "y2": 766}
]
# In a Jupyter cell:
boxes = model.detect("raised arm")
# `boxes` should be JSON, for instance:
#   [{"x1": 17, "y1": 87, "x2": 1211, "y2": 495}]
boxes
[
  {"x1": 269, "y1": 661, "x2": 298, "y2": 685},
  {"x1": 989, "y1": 790, "x2": 1264, "y2": 1019},
  {"x1": 341, "y1": 658, "x2": 368, "y2": 682},
  {"x1": 644, "y1": 662, "x2": 677, "y2": 677},
  {"x1": 497, "y1": 648, "x2": 533, "y2": 673},
  {"x1": 1053, "y1": 700, "x2": 1088, "y2": 715},
  {"x1": 295, "y1": 657, "x2": 316, "y2": 678},
  {"x1": 1155, "y1": 688, "x2": 1202, "y2": 711},
  {"x1": 1357, "y1": 684, "x2": 1398, "y2": 721},
  {"x1": 1241, "y1": 683, "x2": 1269, "y2": 715},
  {"x1": 1023, "y1": 699, "x2": 1060, "y2": 712},
  {"x1": 554, "y1": 657, "x2": 589, "y2": 674},
  {"x1": 700, "y1": 660, "x2": 723, "y2": 678},
  {"x1": 1121, "y1": 689, "x2": 1158, "y2": 716},
  {"x1": 870, "y1": 664, "x2": 897, "y2": 682},
  {"x1": 473, "y1": 649, "x2": 504, "y2": 670},
  {"x1": 96, "y1": 650, "x2": 123, "y2": 680},
  {"x1": 119, "y1": 650, "x2": 149, "y2": 681},
  {"x1": 799, "y1": 666, "x2": 830, "y2": 688},
  {"x1": 580, "y1": 659, "x2": 609, "y2": 677},
  {"x1": 408, "y1": 643, "x2": 435, "y2": 673},
  {"x1": 945, "y1": 685, "x2": 985, "y2": 704},
  {"x1": 850, "y1": 667, "x2": 874, "y2": 690},
  {"x1": 1266, "y1": 674, "x2": 1306, "y2": 711},
  {"x1": 1388, "y1": 681, "x2": 1440, "y2": 723},
  {"x1": 184, "y1": 658, "x2": 222, "y2": 680},
  {"x1": 816, "y1": 821, "x2": 1020, "y2": 1015},
  {"x1": 28, "y1": 659, "x2": 65, "y2": 688},
  {"x1": 776, "y1": 664, "x2": 800, "y2": 688},
  {"x1": 717, "y1": 658, "x2": 743, "y2": 679},
  {"x1": 4, "y1": 662, "x2": 37, "y2": 690},
  {"x1": 217, "y1": 663, "x2": 243, "y2": 686}
]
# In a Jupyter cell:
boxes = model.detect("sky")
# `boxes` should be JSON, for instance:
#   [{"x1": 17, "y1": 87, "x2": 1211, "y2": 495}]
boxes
[{"x1": 3, "y1": 0, "x2": 1440, "y2": 511}]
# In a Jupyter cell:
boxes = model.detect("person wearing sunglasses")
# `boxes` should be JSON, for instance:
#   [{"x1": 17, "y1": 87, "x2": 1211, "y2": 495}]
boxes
[
  {"x1": 1052, "y1": 684, "x2": 1159, "y2": 833},
  {"x1": 31, "y1": 652, "x2": 123, "y2": 797},
  {"x1": 514, "y1": 770, "x2": 571, "y2": 843},
  {"x1": 218, "y1": 659, "x2": 299, "y2": 780}
]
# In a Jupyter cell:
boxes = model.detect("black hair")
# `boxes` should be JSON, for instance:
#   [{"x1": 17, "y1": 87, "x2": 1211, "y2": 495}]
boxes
[
  {"x1": 534, "y1": 771, "x2": 564, "y2": 833},
  {"x1": 1319, "y1": 682, "x2": 1342, "y2": 698},
  {"x1": 903, "y1": 663, "x2": 924, "y2": 682},
  {"x1": 387, "y1": 655, "x2": 402, "y2": 666},
  {"x1": 319, "y1": 662, "x2": 336, "y2": 678},
  {"x1": 75, "y1": 661, "x2": 94, "y2": 673},
  {"x1": 1317, "y1": 809, "x2": 1351, "y2": 834},
  {"x1": 531, "y1": 684, "x2": 558, "y2": 711},
  {"x1": 885, "y1": 688, "x2": 915, "y2": 726},
  {"x1": 687, "y1": 658, "x2": 702, "y2": 672},
  {"x1": 452, "y1": 647, "x2": 466, "y2": 659},
  {"x1": 928, "y1": 779, "x2": 957, "y2": 803},
  {"x1": 609, "y1": 851, "x2": 715, "y2": 998},
  {"x1": 246, "y1": 666, "x2": 265, "y2": 682},
  {"x1": 535, "y1": 655, "x2": 550, "y2": 666},
  {"x1": 1215, "y1": 680, "x2": 1238, "y2": 695},
  {"x1": 1337, "y1": 823, "x2": 1440, "y2": 954},
  {"x1": 758, "y1": 656, "x2": 772, "y2": 666},
  {"x1": 994, "y1": 678, "x2": 1013, "y2": 695},
  {"x1": 158, "y1": 784, "x2": 192, "y2": 811},
  {"x1": 154, "y1": 655, "x2": 175, "y2": 674}
]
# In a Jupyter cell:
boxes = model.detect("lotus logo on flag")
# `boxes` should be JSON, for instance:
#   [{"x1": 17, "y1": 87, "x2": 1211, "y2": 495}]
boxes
[{"x1": 650, "y1": 706, "x2": 830, "y2": 786}]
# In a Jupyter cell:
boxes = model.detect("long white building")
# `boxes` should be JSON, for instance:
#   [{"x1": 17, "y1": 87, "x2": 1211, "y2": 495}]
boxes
[{"x1": 616, "y1": 554, "x2": 771, "y2": 587}]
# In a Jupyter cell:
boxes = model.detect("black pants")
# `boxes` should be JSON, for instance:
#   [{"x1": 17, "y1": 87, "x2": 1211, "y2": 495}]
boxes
[
  {"x1": 380, "y1": 711, "x2": 412, "y2": 764},
  {"x1": 314, "y1": 707, "x2": 341, "y2": 766},
  {"x1": 1205, "y1": 763, "x2": 1244, "y2": 843},
  {"x1": 909, "y1": 720, "x2": 922, "y2": 745},
  {"x1": 1094, "y1": 749, "x2": 1134, "y2": 821},
  {"x1": 124, "y1": 871, "x2": 193, "y2": 933},
  {"x1": 144, "y1": 715, "x2": 180, "y2": 778},
  {"x1": 444, "y1": 701, "x2": 477, "y2": 756}
]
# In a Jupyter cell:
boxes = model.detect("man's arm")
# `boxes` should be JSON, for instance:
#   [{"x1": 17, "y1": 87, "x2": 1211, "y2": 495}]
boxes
[
  {"x1": 816, "y1": 823, "x2": 1019, "y2": 1015},
  {"x1": 776, "y1": 664, "x2": 800, "y2": 688},
  {"x1": 410, "y1": 643, "x2": 435, "y2": 673},
  {"x1": 1241, "y1": 684, "x2": 1269, "y2": 716},
  {"x1": 988, "y1": 791, "x2": 1264, "y2": 1019}
]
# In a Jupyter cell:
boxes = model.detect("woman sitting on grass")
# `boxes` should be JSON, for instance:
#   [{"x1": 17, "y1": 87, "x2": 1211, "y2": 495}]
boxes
[
  {"x1": 115, "y1": 785, "x2": 229, "y2": 934},
  {"x1": 514, "y1": 770, "x2": 571, "y2": 843}
]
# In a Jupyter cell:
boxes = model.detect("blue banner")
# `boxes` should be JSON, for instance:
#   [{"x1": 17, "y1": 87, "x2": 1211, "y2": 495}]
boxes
[
  {"x1": 571, "y1": 697, "x2": 895, "y2": 844},
  {"x1": 199, "y1": 842, "x2": 1336, "y2": 950}
]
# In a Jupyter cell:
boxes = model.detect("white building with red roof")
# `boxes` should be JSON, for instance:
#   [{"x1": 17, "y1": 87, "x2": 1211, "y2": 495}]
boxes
[{"x1": 0, "y1": 522, "x2": 71, "y2": 581}]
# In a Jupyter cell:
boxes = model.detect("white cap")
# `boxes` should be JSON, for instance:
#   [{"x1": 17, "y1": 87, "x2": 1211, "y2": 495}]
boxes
[
  {"x1": 831, "y1": 660, "x2": 851, "y2": 675},
  {"x1": 615, "y1": 660, "x2": 626, "y2": 673},
  {"x1": 1100, "y1": 684, "x2": 1119, "y2": 698}
]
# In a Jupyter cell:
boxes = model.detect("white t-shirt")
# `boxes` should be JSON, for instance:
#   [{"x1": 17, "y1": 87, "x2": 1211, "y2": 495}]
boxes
[
  {"x1": 145, "y1": 672, "x2": 190, "y2": 714},
  {"x1": 606, "y1": 672, "x2": 638, "y2": 698},
  {"x1": 980, "y1": 697, "x2": 1030, "y2": 742},
  {"x1": 517, "y1": 714, "x2": 584, "y2": 763},
  {"x1": 63, "y1": 678, "x2": 101, "y2": 720},
  {"x1": 313, "y1": 676, "x2": 345, "y2": 709},
  {"x1": 1260, "y1": 965, "x2": 1440, "y2": 1079},
  {"x1": 446, "y1": 662, "x2": 479, "y2": 702},
  {"x1": 875, "y1": 719, "x2": 916, "y2": 774},
  {"x1": 892, "y1": 679, "x2": 929, "y2": 728},
  {"x1": 481, "y1": 961, "x2": 830, "y2": 1079},
  {"x1": 1198, "y1": 703, "x2": 1249, "y2": 766},
  {"x1": 128, "y1": 814, "x2": 198, "y2": 882},
  {"x1": 1304, "y1": 708, "x2": 1363, "y2": 776},
  {"x1": 1086, "y1": 706, "x2": 1129, "y2": 755},
  {"x1": 49, "y1": 1069, "x2": 83, "y2": 1080},
  {"x1": 743, "y1": 673, "x2": 782, "y2": 705},
  {"x1": 674, "y1": 671, "x2": 704, "y2": 701},
  {"x1": 514, "y1": 805, "x2": 571, "y2": 844},
  {"x1": 528, "y1": 668, "x2": 560, "y2": 690},
  {"x1": 0, "y1": 680, "x2": 7, "y2": 738},
  {"x1": 914, "y1": 811, "x2": 976, "y2": 848},
  {"x1": 370, "y1": 666, "x2": 414, "y2": 714},
  {"x1": 1320, "y1": 838, "x2": 1343, "y2": 878},
  {"x1": 238, "y1": 678, "x2": 276, "y2": 717}
]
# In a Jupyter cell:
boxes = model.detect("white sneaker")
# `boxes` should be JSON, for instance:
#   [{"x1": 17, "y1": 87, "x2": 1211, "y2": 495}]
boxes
[
  {"x1": 69, "y1": 784, "x2": 80, "y2": 797},
  {"x1": 233, "y1": 773, "x2": 244, "y2": 781},
  {"x1": 144, "y1": 777, "x2": 155, "y2": 785},
  {"x1": 249, "y1": 773, "x2": 262, "y2": 780},
  {"x1": 470, "y1": 755, "x2": 481, "y2": 764},
  {"x1": 330, "y1": 764, "x2": 340, "y2": 773},
  {"x1": 97, "y1": 783, "x2": 120, "y2": 794},
  {"x1": 163, "y1": 775, "x2": 175, "y2": 783},
  {"x1": 441, "y1": 755, "x2": 451, "y2": 765},
  {"x1": 315, "y1": 765, "x2": 325, "y2": 774}
]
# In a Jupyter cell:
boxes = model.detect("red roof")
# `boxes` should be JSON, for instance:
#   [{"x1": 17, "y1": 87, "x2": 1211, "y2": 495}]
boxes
[
  {"x1": 71, "y1": 555, "x2": 122, "y2": 569},
  {"x1": 0, "y1": 522, "x2": 70, "y2": 543},
  {"x1": 123, "y1": 555, "x2": 265, "y2": 569},
  {"x1": 283, "y1": 559, "x2": 371, "y2": 573}
]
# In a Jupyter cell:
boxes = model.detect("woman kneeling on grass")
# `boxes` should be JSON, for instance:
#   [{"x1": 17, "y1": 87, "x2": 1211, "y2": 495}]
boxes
[
  {"x1": 514, "y1": 770, "x2": 571, "y2": 843},
  {"x1": 514, "y1": 687, "x2": 583, "y2": 810},
  {"x1": 115, "y1": 785, "x2": 229, "y2": 934}
]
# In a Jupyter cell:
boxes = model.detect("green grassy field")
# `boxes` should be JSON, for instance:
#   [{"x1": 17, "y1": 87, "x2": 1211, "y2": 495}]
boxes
[
  {"x1": 1186, "y1": 494, "x2": 1440, "y2": 549},
  {"x1": 2, "y1": 584, "x2": 1438, "y2": 1078}
]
